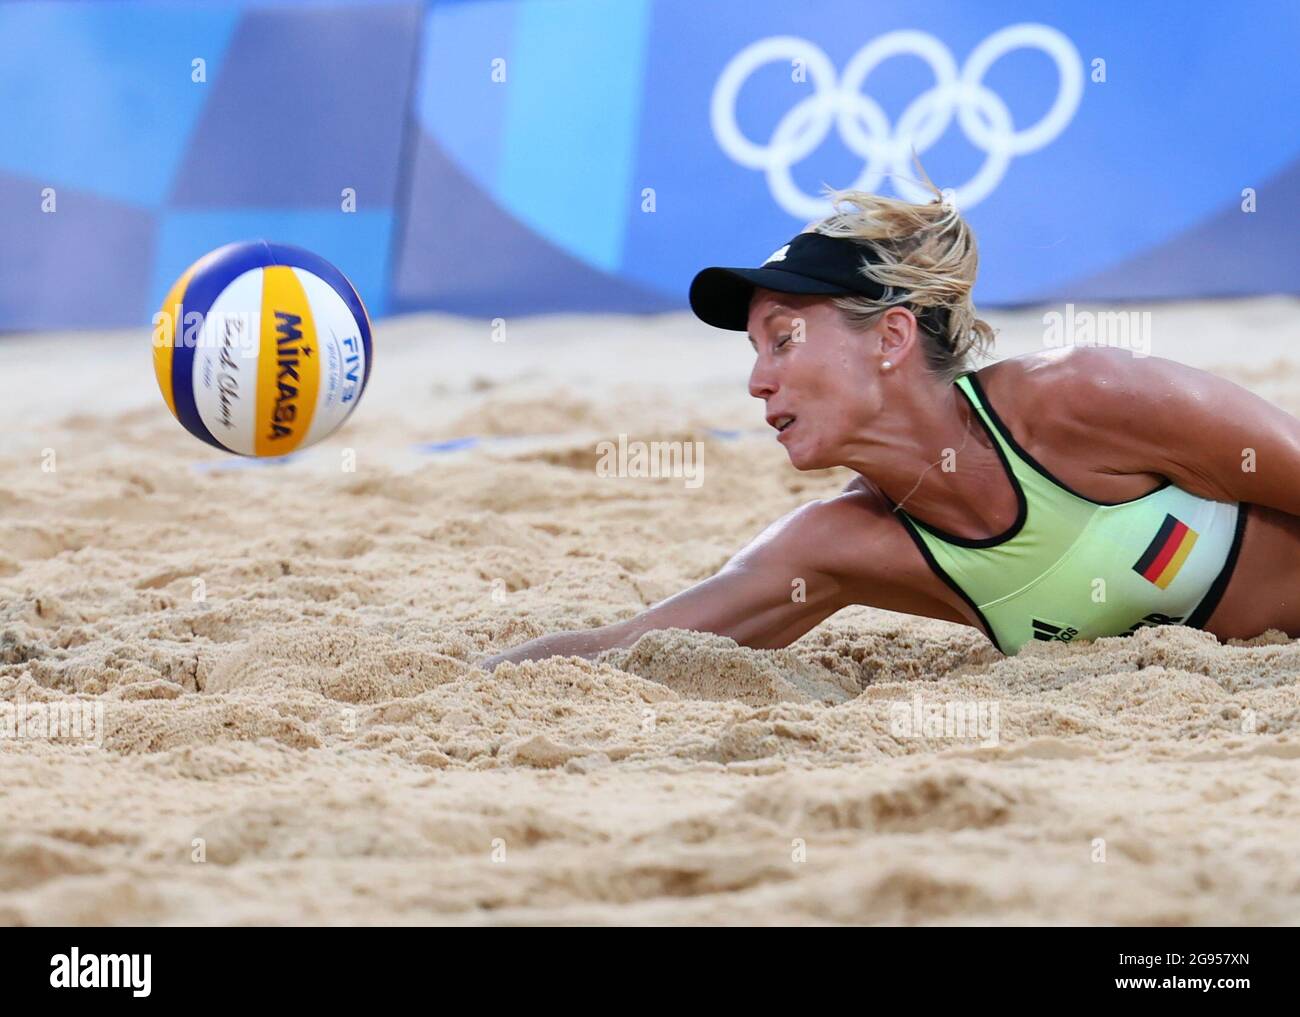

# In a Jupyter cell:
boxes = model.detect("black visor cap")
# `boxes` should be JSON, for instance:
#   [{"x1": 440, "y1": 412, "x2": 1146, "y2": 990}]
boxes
[{"x1": 689, "y1": 232, "x2": 889, "y2": 332}]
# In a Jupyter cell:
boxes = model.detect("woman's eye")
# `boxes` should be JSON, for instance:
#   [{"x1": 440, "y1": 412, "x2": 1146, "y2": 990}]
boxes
[{"x1": 776, "y1": 334, "x2": 793, "y2": 349}]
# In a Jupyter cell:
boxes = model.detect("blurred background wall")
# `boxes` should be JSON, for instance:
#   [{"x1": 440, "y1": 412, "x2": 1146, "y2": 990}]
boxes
[{"x1": 1, "y1": 0, "x2": 1297, "y2": 331}]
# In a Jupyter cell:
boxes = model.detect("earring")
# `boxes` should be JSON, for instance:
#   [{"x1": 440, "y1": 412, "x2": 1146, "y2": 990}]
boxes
[{"x1": 882, "y1": 360, "x2": 893, "y2": 371}]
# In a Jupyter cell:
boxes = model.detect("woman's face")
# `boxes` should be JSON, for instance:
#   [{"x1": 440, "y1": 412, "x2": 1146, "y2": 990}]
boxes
[{"x1": 746, "y1": 287, "x2": 886, "y2": 471}]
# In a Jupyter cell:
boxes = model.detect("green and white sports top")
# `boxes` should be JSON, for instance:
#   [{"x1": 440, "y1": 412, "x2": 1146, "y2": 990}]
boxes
[{"x1": 885, "y1": 373, "x2": 1248, "y2": 655}]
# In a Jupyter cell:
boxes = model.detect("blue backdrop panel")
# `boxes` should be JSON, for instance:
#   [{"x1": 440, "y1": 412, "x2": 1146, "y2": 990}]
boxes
[
  {"x1": 404, "y1": 0, "x2": 1300, "y2": 310},
  {"x1": 0, "y1": 2, "x2": 241, "y2": 207},
  {"x1": 390, "y1": 115, "x2": 678, "y2": 316},
  {"x1": 0, "y1": 170, "x2": 156, "y2": 331},
  {"x1": 169, "y1": 4, "x2": 418, "y2": 208},
  {"x1": 0, "y1": 0, "x2": 420, "y2": 330},
  {"x1": 0, "y1": 0, "x2": 1297, "y2": 331}
]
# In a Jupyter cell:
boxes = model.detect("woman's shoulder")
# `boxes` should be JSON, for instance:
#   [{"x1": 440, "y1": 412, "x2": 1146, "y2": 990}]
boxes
[
  {"x1": 830, "y1": 476, "x2": 931, "y2": 551},
  {"x1": 970, "y1": 346, "x2": 1169, "y2": 438},
  {"x1": 735, "y1": 482, "x2": 912, "y2": 589},
  {"x1": 971, "y1": 345, "x2": 1198, "y2": 400},
  {"x1": 797, "y1": 477, "x2": 914, "y2": 552},
  {"x1": 968, "y1": 348, "x2": 1217, "y2": 501}
]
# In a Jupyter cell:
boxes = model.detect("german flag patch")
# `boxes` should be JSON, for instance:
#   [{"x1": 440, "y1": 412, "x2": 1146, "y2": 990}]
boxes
[{"x1": 1133, "y1": 514, "x2": 1199, "y2": 589}]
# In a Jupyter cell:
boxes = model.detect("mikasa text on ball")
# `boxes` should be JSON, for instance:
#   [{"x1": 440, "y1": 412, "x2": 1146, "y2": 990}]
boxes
[{"x1": 152, "y1": 241, "x2": 373, "y2": 456}]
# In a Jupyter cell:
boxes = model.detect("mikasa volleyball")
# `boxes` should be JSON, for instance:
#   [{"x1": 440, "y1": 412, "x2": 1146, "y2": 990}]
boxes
[{"x1": 152, "y1": 241, "x2": 373, "y2": 456}]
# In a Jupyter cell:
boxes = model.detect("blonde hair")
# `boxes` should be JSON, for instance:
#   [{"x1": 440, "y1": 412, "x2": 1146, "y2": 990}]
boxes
[{"x1": 809, "y1": 175, "x2": 995, "y2": 383}]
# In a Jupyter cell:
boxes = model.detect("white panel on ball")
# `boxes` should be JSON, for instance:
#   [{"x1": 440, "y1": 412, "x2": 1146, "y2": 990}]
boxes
[
  {"x1": 293, "y1": 267, "x2": 369, "y2": 448},
  {"x1": 192, "y1": 268, "x2": 264, "y2": 456}
]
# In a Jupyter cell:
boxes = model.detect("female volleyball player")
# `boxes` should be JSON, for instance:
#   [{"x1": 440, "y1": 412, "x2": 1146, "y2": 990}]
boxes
[{"x1": 482, "y1": 188, "x2": 1300, "y2": 667}]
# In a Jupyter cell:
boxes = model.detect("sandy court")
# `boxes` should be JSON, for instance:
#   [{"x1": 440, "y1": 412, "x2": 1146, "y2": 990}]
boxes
[{"x1": 2, "y1": 298, "x2": 1300, "y2": 925}]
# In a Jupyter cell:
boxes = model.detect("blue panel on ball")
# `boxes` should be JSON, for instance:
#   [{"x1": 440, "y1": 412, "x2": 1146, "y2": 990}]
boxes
[{"x1": 170, "y1": 241, "x2": 278, "y2": 452}]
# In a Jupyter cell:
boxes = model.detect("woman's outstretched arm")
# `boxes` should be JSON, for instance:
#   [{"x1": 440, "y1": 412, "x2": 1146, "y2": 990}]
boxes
[{"x1": 478, "y1": 497, "x2": 865, "y2": 671}]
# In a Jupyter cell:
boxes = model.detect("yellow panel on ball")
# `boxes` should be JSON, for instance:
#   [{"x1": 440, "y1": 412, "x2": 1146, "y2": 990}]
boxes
[{"x1": 255, "y1": 266, "x2": 320, "y2": 457}]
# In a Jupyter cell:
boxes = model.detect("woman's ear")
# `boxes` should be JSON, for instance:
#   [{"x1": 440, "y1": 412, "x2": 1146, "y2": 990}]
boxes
[{"x1": 875, "y1": 305, "x2": 920, "y2": 365}]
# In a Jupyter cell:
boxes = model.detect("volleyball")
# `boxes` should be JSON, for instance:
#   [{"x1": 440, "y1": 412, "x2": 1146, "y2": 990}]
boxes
[{"x1": 151, "y1": 241, "x2": 373, "y2": 457}]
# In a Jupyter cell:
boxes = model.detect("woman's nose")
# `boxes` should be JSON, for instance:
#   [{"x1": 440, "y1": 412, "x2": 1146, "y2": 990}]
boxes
[
  {"x1": 748, "y1": 356, "x2": 774, "y2": 400},
  {"x1": 748, "y1": 358, "x2": 776, "y2": 400}
]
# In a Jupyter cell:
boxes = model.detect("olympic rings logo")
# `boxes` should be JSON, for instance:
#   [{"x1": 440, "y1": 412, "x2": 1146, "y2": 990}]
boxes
[{"x1": 711, "y1": 24, "x2": 1085, "y2": 217}]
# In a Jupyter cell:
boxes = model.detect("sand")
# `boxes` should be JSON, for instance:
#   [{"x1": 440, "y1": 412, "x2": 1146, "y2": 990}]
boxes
[{"x1": 1, "y1": 297, "x2": 1299, "y2": 925}]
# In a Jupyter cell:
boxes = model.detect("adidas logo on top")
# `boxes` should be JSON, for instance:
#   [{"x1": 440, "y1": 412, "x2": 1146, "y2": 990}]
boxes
[{"x1": 1032, "y1": 618, "x2": 1079, "y2": 642}]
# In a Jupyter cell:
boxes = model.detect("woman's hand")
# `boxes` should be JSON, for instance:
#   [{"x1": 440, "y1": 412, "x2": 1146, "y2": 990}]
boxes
[{"x1": 479, "y1": 627, "x2": 628, "y2": 672}]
